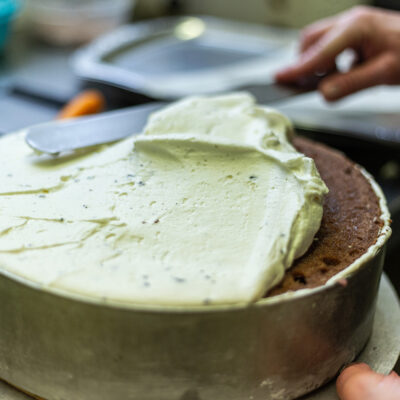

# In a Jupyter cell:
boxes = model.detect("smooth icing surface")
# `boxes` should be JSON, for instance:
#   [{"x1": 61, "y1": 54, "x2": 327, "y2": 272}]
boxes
[{"x1": 0, "y1": 93, "x2": 327, "y2": 305}]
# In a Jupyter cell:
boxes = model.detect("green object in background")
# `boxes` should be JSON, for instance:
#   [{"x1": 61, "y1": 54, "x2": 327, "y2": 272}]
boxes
[{"x1": 0, "y1": 0, "x2": 20, "y2": 51}]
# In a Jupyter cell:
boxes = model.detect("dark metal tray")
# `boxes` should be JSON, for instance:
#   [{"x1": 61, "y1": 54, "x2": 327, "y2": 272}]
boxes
[{"x1": 72, "y1": 16, "x2": 296, "y2": 100}]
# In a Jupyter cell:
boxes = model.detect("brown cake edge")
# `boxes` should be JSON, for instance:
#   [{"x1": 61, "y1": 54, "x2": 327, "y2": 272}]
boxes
[{"x1": 266, "y1": 136, "x2": 384, "y2": 297}]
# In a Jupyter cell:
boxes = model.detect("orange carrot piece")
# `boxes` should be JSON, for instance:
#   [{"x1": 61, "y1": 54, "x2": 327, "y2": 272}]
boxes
[{"x1": 57, "y1": 90, "x2": 105, "y2": 120}]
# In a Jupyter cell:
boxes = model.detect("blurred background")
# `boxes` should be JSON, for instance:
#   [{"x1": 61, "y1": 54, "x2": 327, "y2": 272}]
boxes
[
  {"x1": 0, "y1": 0, "x2": 400, "y2": 301},
  {"x1": 6, "y1": 0, "x2": 400, "y2": 47},
  {"x1": 3, "y1": 0, "x2": 400, "y2": 121}
]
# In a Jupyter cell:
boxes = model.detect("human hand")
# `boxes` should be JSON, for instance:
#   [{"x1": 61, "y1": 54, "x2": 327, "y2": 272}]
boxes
[
  {"x1": 275, "y1": 6, "x2": 400, "y2": 101},
  {"x1": 336, "y1": 363, "x2": 400, "y2": 400}
]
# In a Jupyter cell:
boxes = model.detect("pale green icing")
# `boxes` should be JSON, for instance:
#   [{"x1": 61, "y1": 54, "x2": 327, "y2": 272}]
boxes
[{"x1": 0, "y1": 93, "x2": 327, "y2": 305}]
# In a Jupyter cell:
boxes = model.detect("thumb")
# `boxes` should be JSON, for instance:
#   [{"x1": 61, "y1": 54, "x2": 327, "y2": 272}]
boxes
[
  {"x1": 336, "y1": 363, "x2": 400, "y2": 400},
  {"x1": 320, "y1": 53, "x2": 398, "y2": 101},
  {"x1": 336, "y1": 363, "x2": 379, "y2": 400}
]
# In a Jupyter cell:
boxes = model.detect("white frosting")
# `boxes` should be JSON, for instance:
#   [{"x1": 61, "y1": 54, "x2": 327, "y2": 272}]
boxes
[{"x1": 0, "y1": 93, "x2": 327, "y2": 306}]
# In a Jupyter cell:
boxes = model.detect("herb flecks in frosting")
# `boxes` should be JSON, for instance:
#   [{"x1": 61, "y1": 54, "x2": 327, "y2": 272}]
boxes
[{"x1": 0, "y1": 93, "x2": 327, "y2": 306}]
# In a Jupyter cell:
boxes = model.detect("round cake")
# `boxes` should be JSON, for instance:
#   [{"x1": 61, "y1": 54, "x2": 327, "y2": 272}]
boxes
[
  {"x1": 0, "y1": 93, "x2": 332, "y2": 307},
  {"x1": 0, "y1": 93, "x2": 391, "y2": 400}
]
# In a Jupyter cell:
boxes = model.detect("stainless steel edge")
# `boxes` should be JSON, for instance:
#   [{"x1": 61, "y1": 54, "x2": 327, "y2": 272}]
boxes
[
  {"x1": 280, "y1": 108, "x2": 400, "y2": 148},
  {"x1": 71, "y1": 16, "x2": 296, "y2": 101},
  {"x1": 25, "y1": 102, "x2": 166, "y2": 155},
  {"x1": 0, "y1": 245, "x2": 386, "y2": 400},
  {"x1": 24, "y1": 86, "x2": 318, "y2": 155}
]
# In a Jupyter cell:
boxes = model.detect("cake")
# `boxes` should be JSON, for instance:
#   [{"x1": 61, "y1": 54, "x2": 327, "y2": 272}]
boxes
[
  {"x1": 0, "y1": 93, "x2": 391, "y2": 400},
  {"x1": 0, "y1": 93, "x2": 389, "y2": 306},
  {"x1": 0, "y1": 93, "x2": 330, "y2": 306}
]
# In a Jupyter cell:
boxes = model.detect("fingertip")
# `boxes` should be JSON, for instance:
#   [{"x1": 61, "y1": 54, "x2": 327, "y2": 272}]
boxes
[
  {"x1": 337, "y1": 363, "x2": 371, "y2": 386},
  {"x1": 342, "y1": 363, "x2": 372, "y2": 374},
  {"x1": 319, "y1": 81, "x2": 342, "y2": 101},
  {"x1": 389, "y1": 370, "x2": 400, "y2": 378},
  {"x1": 273, "y1": 71, "x2": 285, "y2": 81},
  {"x1": 274, "y1": 67, "x2": 296, "y2": 82},
  {"x1": 336, "y1": 363, "x2": 374, "y2": 399},
  {"x1": 345, "y1": 362, "x2": 373, "y2": 377}
]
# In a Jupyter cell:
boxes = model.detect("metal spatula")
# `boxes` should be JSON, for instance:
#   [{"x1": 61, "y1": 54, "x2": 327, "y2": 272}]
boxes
[{"x1": 25, "y1": 82, "x2": 315, "y2": 155}]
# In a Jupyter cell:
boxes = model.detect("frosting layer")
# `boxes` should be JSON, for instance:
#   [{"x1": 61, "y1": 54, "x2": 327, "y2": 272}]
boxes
[{"x1": 0, "y1": 93, "x2": 327, "y2": 305}]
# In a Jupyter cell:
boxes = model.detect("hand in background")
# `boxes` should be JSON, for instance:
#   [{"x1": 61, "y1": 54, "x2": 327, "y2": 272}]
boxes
[
  {"x1": 336, "y1": 363, "x2": 400, "y2": 400},
  {"x1": 275, "y1": 6, "x2": 400, "y2": 101}
]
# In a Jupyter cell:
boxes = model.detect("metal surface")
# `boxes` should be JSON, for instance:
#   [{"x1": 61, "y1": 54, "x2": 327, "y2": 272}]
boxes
[
  {"x1": 72, "y1": 16, "x2": 296, "y2": 100},
  {"x1": 279, "y1": 106, "x2": 400, "y2": 149},
  {"x1": 0, "y1": 244, "x2": 387, "y2": 400},
  {"x1": 0, "y1": 33, "x2": 79, "y2": 132},
  {"x1": 26, "y1": 81, "x2": 317, "y2": 154},
  {"x1": 1, "y1": 273, "x2": 398, "y2": 400},
  {"x1": 25, "y1": 102, "x2": 165, "y2": 154},
  {"x1": 25, "y1": 92, "x2": 400, "y2": 153},
  {"x1": 304, "y1": 273, "x2": 400, "y2": 399}
]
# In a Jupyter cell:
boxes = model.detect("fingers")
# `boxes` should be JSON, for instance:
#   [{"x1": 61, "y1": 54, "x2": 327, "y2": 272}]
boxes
[
  {"x1": 275, "y1": 6, "x2": 375, "y2": 84},
  {"x1": 299, "y1": 17, "x2": 337, "y2": 53},
  {"x1": 337, "y1": 363, "x2": 377, "y2": 400},
  {"x1": 337, "y1": 363, "x2": 400, "y2": 400},
  {"x1": 276, "y1": 21, "x2": 362, "y2": 83},
  {"x1": 319, "y1": 53, "x2": 400, "y2": 101},
  {"x1": 337, "y1": 363, "x2": 372, "y2": 390},
  {"x1": 299, "y1": 6, "x2": 373, "y2": 54}
]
